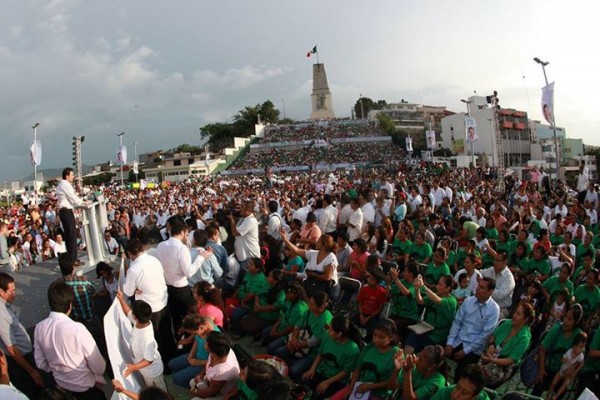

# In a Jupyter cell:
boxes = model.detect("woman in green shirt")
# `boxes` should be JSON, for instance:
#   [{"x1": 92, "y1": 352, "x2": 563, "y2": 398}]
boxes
[
  {"x1": 264, "y1": 280, "x2": 309, "y2": 352},
  {"x1": 275, "y1": 290, "x2": 333, "y2": 381},
  {"x1": 405, "y1": 275, "x2": 458, "y2": 355},
  {"x1": 577, "y1": 327, "x2": 600, "y2": 396},
  {"x1": 576, "y1": 232, "x2": 595, "y2": 265},
  {"x1": 496, "y1": 230, "x2": 512, "y2": 256},
  {"x1": 392, "y1": 226, "x2": 413, "y2": 268},
  {"x1": 301, "y1": 314, "x2": 360, "y2": 400},
  {"x1": 478, "y1": 302, "x2": 534, "y2": 388},
  {"x1": 392, "y1": 344, "x2": 447, "y2": 400},
  {"x1": 387, "y1": 262, "x2": 420, "y2": 343},
  {"x1": 532, "y1": 304, "x2": 585, "y2": 396},
  {"x1": 331, "y1": 319, "x2": 400, "y2": 400},
  {"x1": 406, "y1": 231, "x2": 432, "y2": 265},
  {"x1": 424, "y1": 248, "x2": 451, "y2": 289},
  {"x1": 231, "y1": 257, "x2": 271, "y2": 334},
  {"x1": 240, "y1": 269, "x2": 286, "y2": 336},
  {"x1": 485, "y1": 218, "x2": 499, "y2": 241}
]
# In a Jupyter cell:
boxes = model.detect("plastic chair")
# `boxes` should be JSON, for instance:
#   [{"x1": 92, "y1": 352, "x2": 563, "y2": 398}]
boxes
[{"x1": 334, "y1": 276, "x2": 362, "y2": 315}]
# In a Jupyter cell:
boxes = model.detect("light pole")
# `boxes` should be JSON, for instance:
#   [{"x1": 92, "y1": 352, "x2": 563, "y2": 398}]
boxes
[
  {"x1": 534, "y1": 57, "x2": 560, "y2": 183},
  {"x1": 460, "y1": 99, "x2": 474, "y2": 166},
  {"x1": 117, "y1": 132, "x2": 125, "y2": 186},
  {"x1": 359, "y1": 93, "x2": 365, "y2": 120},
  {"x1": 32, "y1": 123, "x2": 39, "y2": 197},
  {"x1": 487, "y1": 117, "x2": 496, "y2": 167},
  {"x1": 281, "y1": 99, "x2": 286, "y2": 120}
]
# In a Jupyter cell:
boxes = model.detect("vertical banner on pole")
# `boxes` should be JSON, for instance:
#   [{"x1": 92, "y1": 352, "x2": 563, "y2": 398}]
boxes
[
  {"x1": 405, "y1": 137, "x2": 413, "y2": 152},
  {"x1": 116, "y1": 145, "x2": 127, "y2": 165},
  {"x1": 465, "y1": 118, "x2": 478, "y2": 143},
  {"x1": 425, "y1": 130, "x2": 436, "y2": 149},
  {"x1": 541, "y1": 82, "x2": 555, "y2": 127},
  {"x1": 30, "y1": 140, "x2": 42, "y2": 166}
]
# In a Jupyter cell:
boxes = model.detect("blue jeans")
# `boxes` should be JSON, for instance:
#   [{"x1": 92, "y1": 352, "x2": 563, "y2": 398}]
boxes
[
  {"x1": 231, "y1": 306, "x2": 250, "y2": 334},
  {"x1": 168, "y1": 354, "x2": 204, "y2": 387},
  {"x1": 266, "y1": 336, "x2": 287, "y2": 355}
]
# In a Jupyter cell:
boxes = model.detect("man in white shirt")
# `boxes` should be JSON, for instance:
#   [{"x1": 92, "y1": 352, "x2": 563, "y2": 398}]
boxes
[
  {"x1": 52, "y1": 234, "x2": 67, "y2": 257},
  {"x1": 266, "y1": 200, "x2": 284, "y2": 241},
  {"x1": 123, "y1": 238, "x2": 176, "y2": 366},
  {"x1": 154, "y1": 220, "x2": 210, "y2": 330},
  {"x1": 229, "y1": 200, "x2": 260, "y2": 274},
  {"x1": 322, "y1": 194, "x2": 338, "y2": 238},
  {"x1": 55, "y1": 168, "x2": 88, "y2": 264},
  {"x1": 34, "y1": 282, "x2": 106, "y2": 399},
  {"x1": 432, "y1": 181, "x2": 446, "y2": 208},
  {"x1": 347, "y1": 198, "x2": 364, "y2": 243},
  {"x1": 102, "y1": 231, "x2": 119, "y2": 256},
  {"x1": 480, "y1": 250, "x2": 515, "y2": 318},
  {"x1": 359, "y1": 191, "x2": 375, "y2": 228}
]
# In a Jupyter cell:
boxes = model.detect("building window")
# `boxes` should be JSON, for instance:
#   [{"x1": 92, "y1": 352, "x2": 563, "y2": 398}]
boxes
[{"x1": 174, "y1": 160, "x2": 181, "y2": 166}]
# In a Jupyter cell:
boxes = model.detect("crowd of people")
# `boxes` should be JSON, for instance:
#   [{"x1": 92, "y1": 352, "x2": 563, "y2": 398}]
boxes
[
  {"x1": 230, "y1": 142, "x2": 403, "y2": 171},
  {"x1": 0, "y1": 142, "x2": 600, "y2": 400},
  {"x1": 258, "y1": 121, "x2": 382, "y2": 144}
]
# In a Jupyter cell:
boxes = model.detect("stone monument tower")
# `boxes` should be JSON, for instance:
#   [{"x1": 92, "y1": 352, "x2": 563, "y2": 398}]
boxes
[{"x1": 310, "y1": 63, "x2": 335, "y2": 120}]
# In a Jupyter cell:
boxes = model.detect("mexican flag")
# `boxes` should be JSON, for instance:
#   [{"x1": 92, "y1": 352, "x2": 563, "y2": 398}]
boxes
[{"x1": 306, "y1": 45, "x2": 317, "y2": 57}]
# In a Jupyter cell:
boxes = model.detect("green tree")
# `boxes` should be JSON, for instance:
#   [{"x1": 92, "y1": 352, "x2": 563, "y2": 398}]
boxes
[
  {"x1": 83, "y1": 172, "x2": 115, "y2": 186},
  {"x1": 354, "y1": 97, "x2": 374, "y2": 119},
  {"x1": 172, "y1": 144, "x2": 202, "y2": 154},
  {"x1": 376, "y1": 112, "x2": 397, "y2": 135}
]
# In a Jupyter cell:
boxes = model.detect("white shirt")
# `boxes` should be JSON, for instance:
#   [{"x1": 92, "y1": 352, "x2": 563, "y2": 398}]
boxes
[
  {"x1": 154, "y1": 237, "x2": 197, "y2": 288},
  {"x1": 0, "y1": 384, "x2": 29, "y2": 400},
  {"x1": 454, "y1": 268, "x2": 482, "y2": 295},
  {"x1": 267, "y1": 213, "x2": 283, "y2": 241},
  {"x1": 127, "y1": 312, "x2": 163, "y2": 378},
  {"x1": 304, "y1": 250, "x2": 339, "y2": 284},
  {"x1": 234, "y1": 215, "x2": 260, "y2": 262},
  {"x1": 433, "y1": 187, "x2": 446, "y2": 207},
  {"x1": 338, "y1": 204, "x2": 353, "y2": 227},
  {"x1": 361, "y1": 202, "x2": 376, "y2": 225},
  {"x1": 323, "y1": 204, "x2": 338, "y2": 234},
  {"x1": 34, "y1": 312, "x2": 106, "y2": 393},
  {"x1": 55, "y1": 179, "x2": 83, "y2": 210},
  {"x1": 348, "y1": 208, "x2": 364, "y2": 242},
  {"x1": 123, "y1": 253, "x2": 168, "y2": 312},
  {"x1": 103, "y1": 237, "x2": 119, "y2": 255},
  {"x1": 480, "y1": 266, "x2": 515, "y2": 309},
  {"x1": 53, "y1": 241, "x2": 67, "y2": 255}
]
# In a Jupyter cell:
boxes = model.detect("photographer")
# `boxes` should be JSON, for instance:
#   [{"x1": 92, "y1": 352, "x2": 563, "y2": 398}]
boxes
[{"x1": 229, "y1": 200, "x2": 260, "y2": 280}]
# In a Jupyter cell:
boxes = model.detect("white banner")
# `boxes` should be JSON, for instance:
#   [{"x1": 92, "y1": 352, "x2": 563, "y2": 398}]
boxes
[
  {"x1": 406, "y1": 137, "x2": 413, "y2": 152},
  {"x1": 30, "y1": 140, "x2": 42, "y2": 166},
  {"x1": 116, "y1": 145, "x2": 127, "y2": 165},
  {"x1": 133, "y1": 161, "x2": 139, "y2": 174},
  {"x1": 465, "y1": 117, "x2": 478, "y2": 144},
  {"x1": 426, "y1": 130, "x2": 436, "y2": 149},
  {"x1": 542, "y1": 82, "x2": 555, "y2": 127}
]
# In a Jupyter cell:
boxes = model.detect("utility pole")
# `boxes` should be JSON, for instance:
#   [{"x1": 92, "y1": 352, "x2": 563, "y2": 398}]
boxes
[{"x1": 534, "y1": 57, "x2": 560, "y2": 183}]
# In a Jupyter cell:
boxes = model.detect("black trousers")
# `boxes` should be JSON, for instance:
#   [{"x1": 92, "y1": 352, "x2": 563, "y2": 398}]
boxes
[
  {"x1": 59, "y1": 208, "x2": 78, "y2": 262},
  {"x1": 6, "y1": 352, "x2": 54, "y2": 399},
  {"x1": 451, "y1": 344, "x2": 481, "y2": 381},
  {"x1": 150, "y1": 305, "x2": 177, "y2": 368},
  {"x1": 65, "y1": 386, "x2": 106, "y2": 400},
  {"x1": 166, "y1": 285, "x2": 195, "y2": 331}
]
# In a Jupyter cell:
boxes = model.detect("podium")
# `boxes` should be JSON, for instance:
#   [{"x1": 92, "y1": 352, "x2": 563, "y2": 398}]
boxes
[{"x1": 76, "y1": 194, "x2": 109, "y2": 270}]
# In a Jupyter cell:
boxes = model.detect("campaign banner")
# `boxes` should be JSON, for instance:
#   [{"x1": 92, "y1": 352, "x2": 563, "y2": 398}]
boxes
[
  {"x1": 465, "y1": 118, "x2": 478, "y2": 144},
  {"x1": 116, "y1": 145, "x2": 127, "y2": 165},
  {"x1": 426, "y1": 130, "x2": 436, "y2": 149},
  {"x1": 542, "y1": 82, "x2": 555, "y2": 127},
  {"x1": 406, "y1": 137, "x2": 413, "y2": 152},
  {"x1": 30, "y1": 140, "x2": 42, "y2": 166}
]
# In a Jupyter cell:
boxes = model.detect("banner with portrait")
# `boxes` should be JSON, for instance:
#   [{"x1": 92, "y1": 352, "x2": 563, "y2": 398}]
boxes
[
  {"x1": 426, "y1": 130, "x2": 436, "y2": 149},
  {"x1": 406, "y1": 137, "x2": 413, "y2": 152},
  {"x1": 541, "y1": 82, "x2": 555, "y2": 127},
  {"x1": 465, "y1": 117, "x2": 478, "y2": 144},
  {"x1": 116, "y1": 145, "x2": 127, "y2": 165}
]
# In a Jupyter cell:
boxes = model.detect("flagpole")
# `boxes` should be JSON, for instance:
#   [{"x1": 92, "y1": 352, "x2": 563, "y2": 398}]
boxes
[{"x1": 316, "y1": 47, "x2": 319, "y2": 64}]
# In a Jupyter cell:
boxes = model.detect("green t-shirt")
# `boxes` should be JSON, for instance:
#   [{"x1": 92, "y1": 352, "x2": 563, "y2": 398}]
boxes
[
  {"x1": 237, "y1": 272, "x2": 270, "y2": 302},
  {"x1": 409, "y1": 242, "x2": 433, "y2": 263},
  {"x1": 431, "y1": 385, "x2": 490, "y2": 400},
  {"x1": 523, "y1": 258, "x2": 551, "y2": 277},
  {"x1": 424, "y1": 262, "x2": 450, "y2": 286},
  {"x1": 285, "y1": 255, "x2": 305, "y2": 275},
  {"x1": 496, "y1": 241, "x2": 512, "y2": 256},
  {"x1": 582, "y1": 327, "x2": 600, "y2": 373},
  {"x1": 486, "y1": 228, "x2": 499, "y2": 241},
  {"x1": 392, "y1": 239, "x2": 413, "y2": 255},
  {"x1": 577, "y1": 243, "x2": 596, "y2": 262},
  {"x1": 278, "y1": 299, "x2": 309, "y2": 332},
  {"x1": 316, "y1": 335, "x2": 359, "y2": 380},
  {"x1": 446, "y1": 250, "x2": 458, "y2": 269},
  {"x1": 236, "y1": 380, "x2": 257, "y2": 400},
  {"x1": 492, "y1": 320, "x2": 531, "y2": 362},
  {"x1": 510, "y1": 240, "x2": 532, "y2": 256},
  {"x1": 542, "y1": 276, "x2": 574, "y2": 304},
  {"x1": 463, "y1": 221, "x2": 479, "y2": 239},
  {"x1": 389, "y1": 280, "x2": 419, "y2": 321},
  {"x1": 574, "y1": 284, "x2": 600, "y2": 319},
  {"x1": 256, "y1": 289, "x2": 285, "y2": 320},
  {"x1": 355, "y1": 344, "x2": 399, "y2": 397},
  {"x1": 303, "y1": 309, "x2": 333, "y2": 356},
  {"x1": 397, "y1": 367, "x2": 446, "y2": 400},
  {"x1": 423, "y1": 296, "x2": 458, "y2": 344},
  {"x1": 550, "y1": 234, "x2": 564, "y2": 246},
  {"x1": 542, "y1": 323, "x2": 583, "y2": 372}
]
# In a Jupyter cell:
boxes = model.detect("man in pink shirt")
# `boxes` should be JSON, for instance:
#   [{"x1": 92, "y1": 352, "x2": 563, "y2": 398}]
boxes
[{"x1": 34, "y1": 282, "x2": 106, "y2": 400}]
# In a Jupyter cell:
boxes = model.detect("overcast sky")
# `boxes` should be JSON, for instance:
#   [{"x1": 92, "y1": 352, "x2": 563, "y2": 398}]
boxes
[{"x1": 1, "y1": 0, "x2": 599, "y2": 182}]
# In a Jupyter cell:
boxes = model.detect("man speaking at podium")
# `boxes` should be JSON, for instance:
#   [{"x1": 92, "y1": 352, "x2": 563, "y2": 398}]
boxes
[{"x1": 56, "y1": 168, "x2": 89, "y2": 265}]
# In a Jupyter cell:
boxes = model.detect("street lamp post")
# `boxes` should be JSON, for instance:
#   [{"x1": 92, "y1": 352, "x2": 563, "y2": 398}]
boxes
[
  {"x1": 32, "y1": 123, "x2": 39, "y2": 197},
  {"x1": 461, "y1": 99, "x2": 474, "y2": 166},
  {"x1": 117, "y1": 132, "x2": 125, "y2": 186},
  {"x1": 534, "y1": 57, "x2": 560, "y2": 183},
  {"x1": 359, "y1": 93, "x2": 365, "y2": 120},
  {"x1": 281, "y1": 99, "x2": 286, "y2": 120}
]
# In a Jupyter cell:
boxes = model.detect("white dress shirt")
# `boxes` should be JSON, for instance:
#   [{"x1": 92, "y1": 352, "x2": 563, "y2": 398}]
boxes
[
  {"x1": 154, "y1": 238, "x2": 197, "y2": 288},
  {"x1": 123, "y1": 252, "x2": 168, "y2": 312},
  {"x1": 234, "y1": 215, "x2": 260, "y2": 262},
  {"x1": 323, "y1": 204, "x2": 338, "y2": 234},
  {"x1": 480, "y1": 266, "x2": 515, "y2": 309},
  {"x1": 34, "y1": 312, "x2": 106, "y2": 393},
  {"x1": 55, "y1": 180, "x2": 83, "y2": 210}
]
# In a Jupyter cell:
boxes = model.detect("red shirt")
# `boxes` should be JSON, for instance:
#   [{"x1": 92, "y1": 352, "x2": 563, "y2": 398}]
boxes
[{"x1": 357, "y1": 285, "x2": 387, "y2": 316}]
